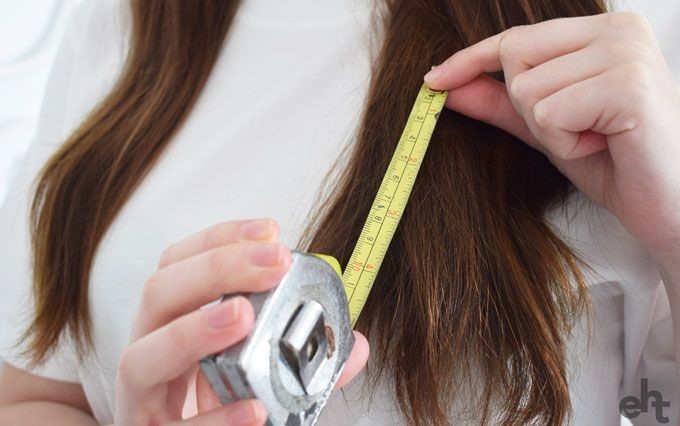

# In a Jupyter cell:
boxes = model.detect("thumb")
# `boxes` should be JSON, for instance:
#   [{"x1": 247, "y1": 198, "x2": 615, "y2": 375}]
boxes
[
  {"x1": 334, "y1": 330, "x2": 369, "y2": 389},
  {"x1": 435, "y1": 75, "x2": 542, "y2": 151}
]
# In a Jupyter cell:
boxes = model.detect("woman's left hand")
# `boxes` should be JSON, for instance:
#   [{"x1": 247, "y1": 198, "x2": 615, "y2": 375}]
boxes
[{"x1": 425, "y1": 12, "x2": 680, "y2": 263}]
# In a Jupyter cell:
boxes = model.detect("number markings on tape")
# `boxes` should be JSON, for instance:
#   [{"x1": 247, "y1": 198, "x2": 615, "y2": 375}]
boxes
[{"x1": 342, "y1": 84, "x2": 447, "y2": 326}]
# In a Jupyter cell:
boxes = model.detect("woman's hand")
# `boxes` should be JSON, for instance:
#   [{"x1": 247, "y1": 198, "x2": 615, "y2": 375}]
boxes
[
  {"x1": 114, "y1": 219, "x2": 369, "y2": 425},
  {"x1": 425, "y1": 12, "x2": 680, "y2": 264}
]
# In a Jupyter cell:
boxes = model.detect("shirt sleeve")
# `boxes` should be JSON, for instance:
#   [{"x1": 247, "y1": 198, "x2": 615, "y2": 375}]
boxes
[
  {"x1": 608, "y1": 3, "x2": 680, "y2": 424},
  {"x1": 0, "y1": 0, "x2": 126, "y2": 383},
  {"x1": 546, "y1": 188, "x2": 678, "y2": 425},
  {"x1": 619, "y1": 281, "x2": 678, "y2": 426}
]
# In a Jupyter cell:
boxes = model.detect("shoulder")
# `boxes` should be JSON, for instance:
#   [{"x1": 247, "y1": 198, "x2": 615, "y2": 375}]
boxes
[
  {"x1": 55, "y1": 0, "x2": 130, "y2": 134},
  {"x1": 62, "y1": 0, "x2": 130, "y2": 60},
  {"x1": 547, "y1": 191, "x2": 661, "y2": 294}
]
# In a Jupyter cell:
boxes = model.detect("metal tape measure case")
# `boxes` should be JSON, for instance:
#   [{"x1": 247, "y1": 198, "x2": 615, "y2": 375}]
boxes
[{"x1": 200, "y1": 252, "x2": 354, "y2": 426}]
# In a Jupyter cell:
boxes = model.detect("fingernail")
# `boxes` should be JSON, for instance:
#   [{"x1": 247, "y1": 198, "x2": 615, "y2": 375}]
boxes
[
  {"x1": 239, "y1": 219, "x2": 275, "y2": 240},
  {"x1": 206, "y1": 298, "x2": 240, "y2": 329},
  {"x1": 248, "y1": 243, "x2": 282, "y2": 267},
  {"x1": 424, "y1": 63, "x2": 445, "y2": 83},
  {"x1": 226, "y1": 399, "x2": 267, "y2": 425}
]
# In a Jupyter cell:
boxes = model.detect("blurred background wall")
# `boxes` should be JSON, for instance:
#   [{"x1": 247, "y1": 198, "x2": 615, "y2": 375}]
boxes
[
  {"x1": 0, "y1": 0, "x2": 78, "y2": 203},
  {"x1": 0, "y1": 0, "x2": 79, "y2": 369}
]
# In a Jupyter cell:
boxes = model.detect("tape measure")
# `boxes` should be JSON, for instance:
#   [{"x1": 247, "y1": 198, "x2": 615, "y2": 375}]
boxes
[
  {"x1": 339, "y1": 83, "x2": 447, "y2": 326},
  {"x1": 204, "y1": 84, "x2": 447, "y2": 424}
]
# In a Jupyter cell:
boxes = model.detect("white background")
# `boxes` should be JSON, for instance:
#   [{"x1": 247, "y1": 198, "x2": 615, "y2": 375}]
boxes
[{"x1": 0, "y1": 0, "x2": 78, "y2": 203}]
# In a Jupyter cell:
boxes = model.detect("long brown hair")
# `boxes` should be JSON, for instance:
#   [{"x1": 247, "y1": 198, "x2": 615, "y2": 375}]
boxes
[{"x1": 24, "y1": 0, "x2": 606, "y2": 424}]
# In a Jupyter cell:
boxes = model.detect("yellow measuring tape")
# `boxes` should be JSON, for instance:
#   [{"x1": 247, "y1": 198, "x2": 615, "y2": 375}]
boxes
[{"x1": 317, "y1": 83, "x2": 447, "y2": 327}]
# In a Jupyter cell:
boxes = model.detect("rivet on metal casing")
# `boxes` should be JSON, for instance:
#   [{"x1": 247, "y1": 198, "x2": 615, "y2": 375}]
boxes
[{"x1": 280, "y1": 300, "x2": 328, "y2": 394}]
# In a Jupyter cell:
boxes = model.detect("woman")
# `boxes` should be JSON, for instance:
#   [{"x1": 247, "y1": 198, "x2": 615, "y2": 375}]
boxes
[{"x1": 1, "y1": 0, "x2": 679, "y2": 424}]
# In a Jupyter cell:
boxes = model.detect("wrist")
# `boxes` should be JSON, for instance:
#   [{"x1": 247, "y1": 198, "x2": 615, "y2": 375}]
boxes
[
  {"x1": 648, "y1": 246, "x2": 680, "y2": 301},
  {"x1": 642, "y1": 222, "x2": 680, "y2": 270},
  {"x1": 648, "y1": 246, "x2": 680, "y2": 276}
]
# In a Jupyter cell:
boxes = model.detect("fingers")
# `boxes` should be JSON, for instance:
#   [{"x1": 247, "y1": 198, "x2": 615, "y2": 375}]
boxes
[
  {"x1": 446, "y1": 54, "x2": 606, "y2": 158},
  {"x1": 195, "y1": 330, "x2": 369, "y2": 396},
  {"x1": 169, "y1": 399, "x2": 267, "y2": 426},
  {"x1": 118, "y1": 296, "x2": 255, "y2": 391},
  {"x1": 135, "y1": 242, "x2": 292, "y2": 337},
  {"x1": 535, "y1": 71, "x2": 639, "y2": 138},
  {"x1": 508, "y1": 50, "x2": 610, "y2": 158},
  {"x1": 424, "y1": 12, "x2": 661, "y2": 163},
  {"x1": 194, "y1": 331, "x2": 369, "y2": 409},
  {"x1": 192, "y1": 332, "x2": 368, "y2": 415},
  {"x1": 159, "y1": 219, "x2": 279, "y2": 268},
  {"x1": 426, "y1": 16, "x2": 606, "y2": 159},
  {"x1": 334, "y1": 331, "x2": 370, "y2": 389},
  {"x1": 425, "y1": 15, "x2": 599, "y2": 90},
  {"x1": 446, "y1": 72, "x2": 612, "y2": 159},
  {"x1": 444, "y1": 75, "x2": 541, "y2": 150},
  {"x1": 531, "y1": 71, "x2": 641, "y2": 159},
  {"x1": 508, "y1": 48, "x2": 606, "y2": 118},
  {"x1": 437, "y1": 43, "x2": 614, "y2": 159},
  {"x1": 567, "y1": 131, "x2": 609, "y2": 160}
]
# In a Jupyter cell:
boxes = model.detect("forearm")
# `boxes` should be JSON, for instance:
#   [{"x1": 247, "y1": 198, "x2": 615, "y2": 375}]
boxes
[{"x1": 0, "y1": 401, "x2": 98, "y2": 425}]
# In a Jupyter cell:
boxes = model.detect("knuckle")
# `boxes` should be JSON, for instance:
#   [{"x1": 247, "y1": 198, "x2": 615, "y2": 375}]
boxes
[
  {"x1": 157, "y1": 245, "x2": 174, "y2": 268},
  {"x1": 623, "y1": 61, "x2": 652, "y2": 81},
  {"x1": 616, "y1": 62, "x2": 654, "y2": 99},
  {"x1": 532, "y1": 101, "x2": 551, "y2": 130},
  {"x1": 607, "y1": 12, "x2": 653, "y2": 36},
  {"x1": 226, "y1": 296, "x2": 255, "y2": 328},
  {"x1": 605, "y1": 41, "x2": 644, "y2": 64},
  {"x1": 498, "y1": 27, "x2": 524, "y2": 61},
  {"x1": 614, "y1": 76, "x2": 653, "y2": 120},
  {"x1": 203, "y1": 222, "x2": 230, "y2": 251},
  {"x1": 166, "y1": 319, "x2": 191, "y2": 352},
  {"x1": 141, "y1": 272, "x2": 160, "y2": 305},
  {"x1": 207, "y1": 245, "x2": 232, "y2": 277},
  {"x1": 509, "y1": 73, "x2": 530, "y2": 101},
  {"x1": 116, "y1": 349, "x2": 137, "y2": 386},
  {"x1": 623, "y1": 12, "x2": 653, "y2": 34},
  {"x1": 250, "y1": 266, "x2": 285, "y2": 292}
]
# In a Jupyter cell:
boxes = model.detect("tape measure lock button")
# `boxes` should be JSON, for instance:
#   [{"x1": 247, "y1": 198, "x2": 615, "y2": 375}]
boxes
[{"x1": 279, "y1": 299, "x2": 331, "y2": 395}]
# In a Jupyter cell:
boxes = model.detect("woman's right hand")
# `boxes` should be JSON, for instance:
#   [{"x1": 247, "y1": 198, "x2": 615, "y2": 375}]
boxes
[{"x1": 113, "y1": 219, "x2": 370, "y2": 426}]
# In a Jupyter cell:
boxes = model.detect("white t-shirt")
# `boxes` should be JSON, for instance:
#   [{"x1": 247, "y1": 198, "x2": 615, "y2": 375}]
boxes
[{"x1": 1, "y1": 0, "x2": 679, "y2": 425}]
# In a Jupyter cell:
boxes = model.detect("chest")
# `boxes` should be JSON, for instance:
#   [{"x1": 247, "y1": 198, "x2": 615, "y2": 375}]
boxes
[{"x1": 84, "y1": 8, "x2": 373, "y2": 399}]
